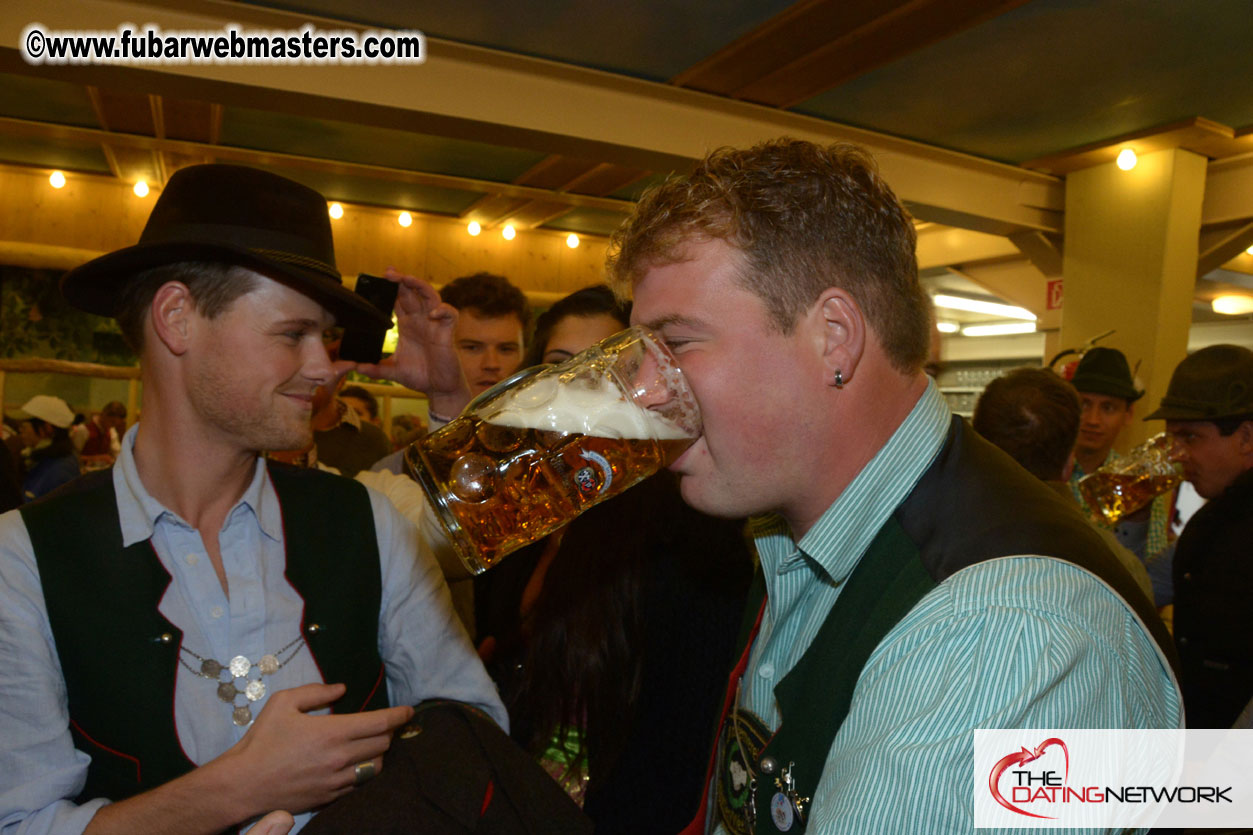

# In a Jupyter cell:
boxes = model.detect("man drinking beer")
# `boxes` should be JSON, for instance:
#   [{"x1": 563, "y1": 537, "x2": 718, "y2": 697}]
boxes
[{"x1": 607, "y1": 138, "x2": 1180, "y2": 833}]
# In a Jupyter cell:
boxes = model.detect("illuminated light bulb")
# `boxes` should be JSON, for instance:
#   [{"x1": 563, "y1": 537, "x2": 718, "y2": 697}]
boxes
[
  {"x1": 566, "y1": 233, "x2": 580, "y2": 249},
  {"x1": 1116, "y1": 149, "x2": 1137, "y2": 171},
  {"x1": 49, "y1": 171, "x2": 66, "y2": 189},
  {"x1": 935, "y1": 321, "x2": 959, "y2": 334},
  {"x1": 133, "y1": 180, "x2": 149, "y2": 197},
  {"x1": 467, "y1": 221, "x2": 481, "y2": 236},
  {"x1": 1246, "y1": 245, "x2": 1253, "y2": 256},
  {"x1": 1212, "y1": 295, "x2": 1253, "y2": 316},
  {"x1": 328, "y1": 202, "x2": 344, "y2": 219},
  {"x1": 398, "y1": 211, "x2": 412, "y2": 227},
  {"x1": 502, "y1": 224, "x2": 516, "y2": 241}
]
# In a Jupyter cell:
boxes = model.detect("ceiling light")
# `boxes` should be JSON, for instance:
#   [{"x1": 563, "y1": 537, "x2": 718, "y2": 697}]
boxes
[
  {"x1": 502, "y1": 224, "x2": 516, "y2": 241},
  {"x1": 133, "y1": 180, "x2": 149, "y2": 197},
  {"x1": 328, "y1": 202, "x2": 343, "y2": 219},
  {"x1": 467, "y1": 221, "x2": 481, "y2": 237},
  {"x1": 398, "y1": 211, "x2": 412, "y2": 227},
  {"x1": 49, "y1": 171, "x2": 66, "y2": 189},
  {"x1": 1212, "y1": 295, "x2": 1253, "y2": 316},
  {"x1": 935, "y1": 321, "x2": 959, "y2": 334},
  {"x1": 1116, "y1": 149, "x2": 1137, "y2": 171},
  {"x1": 933, "y1": 294, "x2": 1036, "y2": 321},
  {"x1": 961, "y1": 322, "x2": 1038, "y2": 337},
  {"x1": 566, "y1": 233, "x2": 579, "y2": 249}
]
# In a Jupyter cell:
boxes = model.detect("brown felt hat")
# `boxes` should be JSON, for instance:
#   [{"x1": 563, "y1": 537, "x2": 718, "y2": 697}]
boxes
[
  {"x1": 59, "y1": 164, "x2": 389, "y2": 330},
  {"x1": 1144, "y1": 344, "x2": 1253, "y2": 421}
]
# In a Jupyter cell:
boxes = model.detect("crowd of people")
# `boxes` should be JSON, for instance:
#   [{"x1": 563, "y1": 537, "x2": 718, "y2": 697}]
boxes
[{"x1": 2, "y1": 138, "x2": 1251, "y2": 835}]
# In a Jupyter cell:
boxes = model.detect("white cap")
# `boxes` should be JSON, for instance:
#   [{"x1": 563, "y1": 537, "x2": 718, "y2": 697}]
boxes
[{"x1": 19, "y1": 395, "x2": 76, "y2": 429}]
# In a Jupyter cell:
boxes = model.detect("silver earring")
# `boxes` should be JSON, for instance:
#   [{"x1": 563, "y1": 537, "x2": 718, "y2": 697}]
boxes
[{"x1": 834, "y1": 370, "x2": 845, "y2": 388}]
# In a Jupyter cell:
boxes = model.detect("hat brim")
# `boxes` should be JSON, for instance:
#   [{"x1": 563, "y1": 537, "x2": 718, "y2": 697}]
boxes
[
  {"x1": 60, "y1": 241, "x2": 391, "y2": 331},
  {"x1": 1070, "y1": 375, "x2": 1144, "y2": 402}
]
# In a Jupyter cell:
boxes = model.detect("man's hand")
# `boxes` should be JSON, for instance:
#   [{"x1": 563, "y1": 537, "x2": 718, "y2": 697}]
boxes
[
  {"x1": 220, "y1": 682, "x2": 413, "y2": 817},
  {"x1": 82, "y1": 684, "x2": 413, "y2": 835},
  {"x1": 348, "y1": 269, "x2": 473, "y2": 418}
]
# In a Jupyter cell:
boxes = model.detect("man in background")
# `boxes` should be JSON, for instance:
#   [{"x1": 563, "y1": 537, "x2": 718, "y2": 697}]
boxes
[
  {"x1": 1068, "y1": 346, "x2": 1177, "y2": 605},
  {"x1": 14, "y1": 394, "x2": 80, "y2": 501},
  {"x1": 438, "y1": 272, "x2": 529, "y2": 408},
  {"x1": 972, "y1": 366, "x2": 1153, "y2": 602},
  {"x1": 1146, "y1": 344, "x2": 1253, "y2": 727},
  {"x1": 79, "y1": 400, "x2": 128, "y2": 461}
]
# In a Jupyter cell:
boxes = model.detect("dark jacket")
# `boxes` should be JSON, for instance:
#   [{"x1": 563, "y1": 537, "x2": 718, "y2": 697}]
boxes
[{"x1": 1173, "y1": 467, "x2": 1253, "y2": 728}]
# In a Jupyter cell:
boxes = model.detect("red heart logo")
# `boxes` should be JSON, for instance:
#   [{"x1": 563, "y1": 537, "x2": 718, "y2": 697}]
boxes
[{"x1": 988, "y1": 737, "x2": 1070, "y2": 819}]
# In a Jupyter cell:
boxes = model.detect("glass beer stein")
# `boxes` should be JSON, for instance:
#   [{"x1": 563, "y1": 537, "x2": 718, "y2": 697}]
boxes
[
  {"x1": 404, "y1": 326, "x2": 701, "y2": 576},
  {"x1": 1077, "y1": 432, "x2": 1183, "y2": 525}
]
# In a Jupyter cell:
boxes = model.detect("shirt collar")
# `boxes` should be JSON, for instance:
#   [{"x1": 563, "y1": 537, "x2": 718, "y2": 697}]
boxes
[
  {"x1": 113, "y1": 424, "x2": 283, "y2": 547},
  {"x1": 755, "y1": 379, "x2": 951, "y2": 584}
]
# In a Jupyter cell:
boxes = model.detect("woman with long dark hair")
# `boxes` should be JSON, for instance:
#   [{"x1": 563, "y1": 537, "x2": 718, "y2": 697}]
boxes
[{"x1": 474, "y1": 286, "x2": 754, "y2": 834}]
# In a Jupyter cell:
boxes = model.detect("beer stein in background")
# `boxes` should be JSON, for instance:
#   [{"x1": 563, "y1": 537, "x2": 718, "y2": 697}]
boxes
[
  {"x1": 1077, "y1": 432, "x2": 1182, "y2": 525},
  {"x1": 404, "y1": 326, "x2": 701, "y2": 576}
]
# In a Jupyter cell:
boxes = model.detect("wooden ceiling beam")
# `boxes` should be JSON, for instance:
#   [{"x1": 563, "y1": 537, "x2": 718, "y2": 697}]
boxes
[{"x1": 676, "y1": 0, "x2": 1030, "y2": 108}]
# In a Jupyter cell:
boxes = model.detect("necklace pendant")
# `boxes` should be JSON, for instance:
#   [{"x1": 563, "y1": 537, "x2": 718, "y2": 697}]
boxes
[
  {"x1": 244, "y1": 679, "x2": 267, "y2": 701},
  {"x1": 217, "y1": 681, "x2": 238, "y2": 702},
  {"x1": 200, "y1": 658, "x2": 222, "y2": 678},
  {"x1": 257, "y1": 653, "x2": 279, "y2": 675},
  {"x1": 228, "y1": 655, "x2": 251, "y2": 678},
  {"x1": 232, "y1": 705, "x2": 253, "y2": 726}
]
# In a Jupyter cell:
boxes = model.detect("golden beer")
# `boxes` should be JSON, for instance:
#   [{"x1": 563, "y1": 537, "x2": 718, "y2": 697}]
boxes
[
  {"x1": 1076, "y1": 432, "x2": 1182, "y2": 525},
  {"x1": 1078, "y1": 471, "x2": 1182, "y2": 525},
  {"x1": 404, "y1": 327, "x2": 701, "y2": 575}
]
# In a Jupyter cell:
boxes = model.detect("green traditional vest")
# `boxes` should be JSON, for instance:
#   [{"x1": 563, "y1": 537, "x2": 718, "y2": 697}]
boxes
[
  {"x1": 706, "y1": 417, "x2": 1177, "y2": 835},
  {"x1": 20, "y1": 461, "x2": 389, "y2": 804}
]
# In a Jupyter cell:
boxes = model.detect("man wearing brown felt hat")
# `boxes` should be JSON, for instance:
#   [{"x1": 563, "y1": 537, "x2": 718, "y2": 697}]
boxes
[
  {"x1": 0, "y1": 164, "x2": 504, "y2": 834},
  {"x1": 1147, "y1": 344, "x2": 1253, "y2": 729}
]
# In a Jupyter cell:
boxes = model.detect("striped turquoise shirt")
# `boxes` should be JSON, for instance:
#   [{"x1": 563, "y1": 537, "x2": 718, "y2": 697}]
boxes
[{"x1": 715, "y1": 381, "x2": 1181, "y2": 834}]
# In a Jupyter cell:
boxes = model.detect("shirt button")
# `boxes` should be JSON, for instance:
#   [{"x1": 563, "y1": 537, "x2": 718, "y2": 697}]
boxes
[
  {"x1": 210, "y1": 606, "x2": 224, "y2": 619},
  {"x1": 758, "y1": 662, "x2": 775, "y2": 679},
  {"x1": 185, "y1": 553, "x2": 199, "y2": 566}
]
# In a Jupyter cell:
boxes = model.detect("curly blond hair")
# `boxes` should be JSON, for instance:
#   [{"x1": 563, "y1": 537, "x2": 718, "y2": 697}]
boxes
[{"x1": 607, "y1": 138, "x2": 931, "y2": 373}]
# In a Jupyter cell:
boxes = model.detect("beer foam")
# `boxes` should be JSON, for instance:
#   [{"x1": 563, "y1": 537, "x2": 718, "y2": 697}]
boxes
[{"x1": 488, "y1": 374, "x2": 690, "y2": 440}]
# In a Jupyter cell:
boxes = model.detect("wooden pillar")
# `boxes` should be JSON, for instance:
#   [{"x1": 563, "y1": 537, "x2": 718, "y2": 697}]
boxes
[{"x1": 1059, "y1": 148, "x2": 1206, "y2": 447}]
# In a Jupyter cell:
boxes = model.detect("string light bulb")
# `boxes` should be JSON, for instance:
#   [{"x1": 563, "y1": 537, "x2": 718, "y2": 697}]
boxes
[
  {"x1": 1116, "y1": 149, "x2": 1137, "y2": 171},
  {"x1": 133, "y1": 180, "x2": 149, "y2": 197},
  {"x1": 502, "y1": 224, "x2": 516, "y2": 241},
  {"x1": 49, "y1": 171, "x2": 66, "y2": 189},
  {"x1": 328, "y1": 202, "x2": 344, "y2": 219},
  {"x1": 566, "y1": 233, "x2": 579, "y2": 249},
  {"x1": 398, "y1": 211, "x2": 412, "y2": 228},
  {"x1": 467, "y1": 221, "x2": 481, "y2": 236}
]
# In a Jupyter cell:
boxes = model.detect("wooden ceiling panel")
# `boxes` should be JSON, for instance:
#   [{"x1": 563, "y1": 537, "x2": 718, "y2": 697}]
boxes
[
  {"x1": 503, "y1": 200, "x2": 575, "y2": 230},
  {"x1": 734, "y1": 0, "x2": 1032, "y2": 107},
  {"x1": 673, "y1": 0, "x2": 909, "y2": 95},
  {"x1": 88, "y1": 87, "x2": 156, "y2": 135},
  {"x1": 564, "y1": 163, "x2": 649, "y2": 197},
  {"x1": 515, "y1": 155, "x2": 602, "y2": 190},
  {"x1": 161, "y1": 98, "x2": 219, "y2": 144},
  {"x1": 461, "y1": 193, "x2": 533, "y2": 224}
]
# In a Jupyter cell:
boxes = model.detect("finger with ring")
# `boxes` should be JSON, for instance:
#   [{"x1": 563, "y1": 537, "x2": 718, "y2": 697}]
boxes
[{"x1": 353, "y1": 760, "x2": 376, "y2": 786}]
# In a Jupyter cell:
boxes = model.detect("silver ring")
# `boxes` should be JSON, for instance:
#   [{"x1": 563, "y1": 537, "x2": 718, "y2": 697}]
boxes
[{"x1": 353, "y1": 760, "x2": 376, "y2": 786}]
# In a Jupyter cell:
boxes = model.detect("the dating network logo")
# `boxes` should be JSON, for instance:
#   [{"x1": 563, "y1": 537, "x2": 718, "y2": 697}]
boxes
[{"x1": 988, "y1": 737, "x2": 1072, "y2": 819}]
